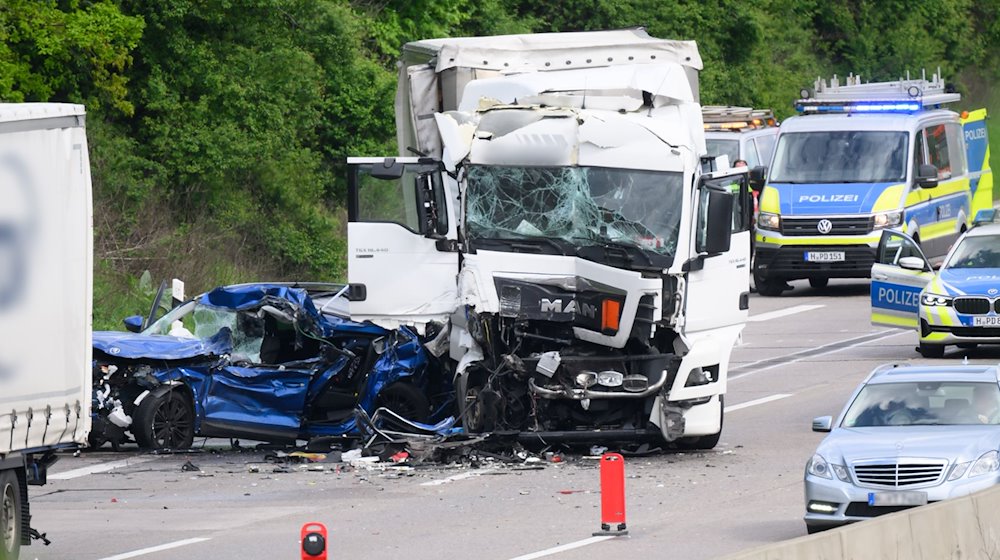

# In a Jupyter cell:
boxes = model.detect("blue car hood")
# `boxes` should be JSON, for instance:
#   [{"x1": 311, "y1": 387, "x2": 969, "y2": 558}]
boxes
[
  {"x1": 772, "y1": 182, "x2": 897, "y2": 215},
  {"x1": 93, "y1": 329, "x2": 233, "y2": 360},
  {"x1": 937, "y1": 269, "x2": 1000, "y2": 296}
]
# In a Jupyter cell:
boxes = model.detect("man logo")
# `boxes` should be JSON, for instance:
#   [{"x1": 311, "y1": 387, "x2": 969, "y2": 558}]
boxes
[{"x1": 816, "y1": 219, "x2": 833, "y2": 234}]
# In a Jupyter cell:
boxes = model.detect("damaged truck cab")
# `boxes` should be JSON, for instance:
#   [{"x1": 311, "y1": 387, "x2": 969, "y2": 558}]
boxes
[{"x1": 346, "y1": 29, "x2": 752, "y2": 447}]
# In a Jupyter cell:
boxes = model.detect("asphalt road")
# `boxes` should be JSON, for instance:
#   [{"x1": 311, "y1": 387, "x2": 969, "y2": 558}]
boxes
[{"x1": 26, "y1": 278, "x2": 1000, "y2": 560}]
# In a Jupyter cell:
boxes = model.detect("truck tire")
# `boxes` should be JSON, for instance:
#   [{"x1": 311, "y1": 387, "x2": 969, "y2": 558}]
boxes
[
  {"x1": 133, "y1": 387, "x2": 195, "y2": 450},
  {"x1": 0, "y1": 470, "x2": 21, "y2": 560},
  {"x1": 808, "y1": 277, "x2": 828, "y2": 289},
  {"x1": 375, "y1": 382, "x2": 430, "y2": 423},
  {"x1": 676, "y1": 396, "x2": 723, "y2": 450}
]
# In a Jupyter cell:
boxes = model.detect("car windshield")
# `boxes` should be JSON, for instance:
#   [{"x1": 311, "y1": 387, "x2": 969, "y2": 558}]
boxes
[
  {"x1": 770, "y1": 131, "x2": 908, "y2": 183},
  {"x1": 144, "y1": 300, "x2": 265, "y2": 362},
  {"x1": 706, "y1": 139, "x2": 740, "y2": 166},
  {"x1": 465, "y1": 165, "x2": 684, "y2": 256},
  {"x1": 842, "y1": 381, "x2": 1000, "y2": 427},
  {"x1": 945, "y1": 236, "x2": 1000, "y2": 269}
]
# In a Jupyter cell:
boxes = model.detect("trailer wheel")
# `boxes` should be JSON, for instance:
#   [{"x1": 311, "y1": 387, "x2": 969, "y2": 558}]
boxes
[
  {"x1": 133, "y1": 387, "x2": 195, "y2": 450},
  {"x1": 0, "y1": 470, "x2": 21, "y2": 560}
]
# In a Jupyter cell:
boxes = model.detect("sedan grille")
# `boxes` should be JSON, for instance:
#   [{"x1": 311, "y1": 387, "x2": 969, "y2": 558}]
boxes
[
  {"x1": 955, "y1": 297, "x2": 991, "y2": 315},
  {"x1": 852, "y1": 460, "x2": 946, "y2": 488}
]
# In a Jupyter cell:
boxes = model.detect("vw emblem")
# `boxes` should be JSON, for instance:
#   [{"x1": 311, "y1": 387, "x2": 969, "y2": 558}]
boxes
[
  {"x1": 816, "y1": 219, "x2": 833, "y2": 234},
  {"x1": 990, "y1": 288, "x2": 999, "y2": 296}
]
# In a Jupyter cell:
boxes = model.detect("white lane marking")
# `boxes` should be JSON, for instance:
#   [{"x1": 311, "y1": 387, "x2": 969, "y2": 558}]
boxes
[
  {"x1": 420, "y1": 468, "x2": 493, "y2": 486},
  {"x1": 509, "y1": 536, "x2": 617, "y2": 560},
  {"x1": 748, "y1": 304, "x2": 825, "y2": 322},
  {"x1": 49, "y1": 456, "x2": 160, "y2": 480},
  {"x1": 725, "y1": 393, "x2": 793, "y2": 412},
  {"x1": 730, "y1": 329, "x2": 907, "y2": 382},
  {"x1": 97, "y1": 537, "x2": 210, "y2": 560}
]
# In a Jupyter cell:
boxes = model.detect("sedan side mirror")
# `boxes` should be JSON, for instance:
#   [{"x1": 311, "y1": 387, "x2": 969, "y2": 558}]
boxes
[
  {"x1": 812, "y1": 416, "x2": 833, "y2": 432},
  {"x1": 916, "y1": 164, "x2": 939, "y2": 189},
  {"x1": 123, "y1": 315, "x2": 144, "y2": 333},
  {"x1": 898, "y1": 255, "x2": 929, "y2": 272}
]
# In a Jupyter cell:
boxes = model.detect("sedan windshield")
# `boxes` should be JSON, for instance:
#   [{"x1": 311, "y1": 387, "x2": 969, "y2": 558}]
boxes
[
  {"x1": 843, "y1": 381, "x2": 1000, "y2": 427},
  {"x1": 465, "y1": 165, "x2": 683, "y2": 256},
  {"x1": 945, "y1": 236, "x2": 1000, "y2": 269},
  {"x1": 770, "y1": 131, "x2": 908, "y2": 183}
]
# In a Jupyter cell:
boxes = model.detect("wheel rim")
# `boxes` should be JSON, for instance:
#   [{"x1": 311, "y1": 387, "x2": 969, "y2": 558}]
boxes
[
  {"x1": 379, "y1": 393, "x2": 418, "y2": 420},
  {"x1": 152, "y1": 394, "x2": 192, "y2": 448},
  {"x1": 1, "y1": 482, "x2": 15, "y2": 553}
]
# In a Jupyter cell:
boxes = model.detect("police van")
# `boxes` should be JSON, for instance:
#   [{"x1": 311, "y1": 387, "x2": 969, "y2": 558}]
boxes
[
  {"x1": 704, "y1": 105, "x2": 779, "y2": 170},
  {"x1": 753, "y1": 72, "x2": 992, "y2": 296}
]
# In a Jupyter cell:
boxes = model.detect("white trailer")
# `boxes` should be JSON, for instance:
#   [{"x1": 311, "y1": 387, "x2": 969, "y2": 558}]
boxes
[{"x1": 0, "y1": 103, "x2": 92, "y2": 560}]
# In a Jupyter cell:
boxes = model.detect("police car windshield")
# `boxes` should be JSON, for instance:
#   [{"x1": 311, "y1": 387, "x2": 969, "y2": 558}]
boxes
[
  {"x1": 770, "y1": 131, "x2": 908, "y2": 184},
  {"x1": 945, "y1": 236, "x2": 1000, "y2": 269}
]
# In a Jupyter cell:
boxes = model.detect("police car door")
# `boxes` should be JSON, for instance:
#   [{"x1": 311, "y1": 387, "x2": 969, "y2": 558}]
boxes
[{"x1": 871, "y1": 230, "x2": 934, "y2": 328}]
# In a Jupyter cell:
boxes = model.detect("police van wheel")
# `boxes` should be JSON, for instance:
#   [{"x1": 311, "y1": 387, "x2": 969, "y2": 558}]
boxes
[
  {"x1": 808, "y1": 277, "x2": 828, "y2": 289},
  {"x1": 918, "y1": 343, "x2": 945, "y2": 359},
  {"x1": 755, "y1": 275, "x2": 785, "y2": 297}
]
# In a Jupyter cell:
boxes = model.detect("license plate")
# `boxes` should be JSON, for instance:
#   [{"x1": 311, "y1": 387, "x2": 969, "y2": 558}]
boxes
[
  {"x1": 973, "y1": 316, "x2": 1000, "y2": 327},
  {"x1": 805, "y1": 251, "x2": 845, "y2": 263},
  {"x1": 868, "y1": 491, "x2": 928, "y2": 507}
]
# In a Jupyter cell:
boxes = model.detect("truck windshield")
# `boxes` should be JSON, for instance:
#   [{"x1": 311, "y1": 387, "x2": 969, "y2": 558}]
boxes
[
  {"x1": 465, "y1": 165, "x2": 684, "y2": 256},
  {"x1": 770, "y1": 131, "x2": 908, "y2": 184}
]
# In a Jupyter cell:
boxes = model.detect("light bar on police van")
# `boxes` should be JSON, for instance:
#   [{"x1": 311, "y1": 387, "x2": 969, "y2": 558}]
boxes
[{"x1": 795, "y1": 101, "x2": 921, "y2": 114}]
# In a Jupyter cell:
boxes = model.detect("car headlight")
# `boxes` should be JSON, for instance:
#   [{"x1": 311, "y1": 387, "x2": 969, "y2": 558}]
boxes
[
  {"x1": 831, "y1": 464, "x2": 850, "y2": 482},
  {"x1": 757, "y1": 212, "x2": 780, "y2": 231},
  {"x1": 575, "y1": 372, "x2": 597, "y2": 388},
  {"x1": 920, "y1": 293, "x2": 953, "y2": 307},
  {"x1": 873, "y1": 210, "x2": 903, "y2": 230},
  {"x1": 807, "y1": 454, "x2": 848, "y2": 481},
  {"x1": 948, "y1": 461, "x2": 970, "y2": 481},
  {"x1": 969, "y1": 451, "x2": 999, "y2": 478}
]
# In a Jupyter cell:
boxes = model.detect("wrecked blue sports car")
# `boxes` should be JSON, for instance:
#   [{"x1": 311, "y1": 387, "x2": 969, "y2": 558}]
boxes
[{"x1": 90, "y1": 283, "x2": 443, "y2": 450}]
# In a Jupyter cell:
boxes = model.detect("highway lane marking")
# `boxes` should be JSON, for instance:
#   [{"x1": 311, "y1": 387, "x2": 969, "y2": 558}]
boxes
[
  {"x1": 97, "y1": 537, "x2": 210, "y2": 560},
  {"x1": 748, "y1": 304, "x2": 825, "y2": 322},
  {"x1": 729, "y1": 329, "x2": 906, "y2": 381},
  {"x1": 420, "y1": 468, "x2": 493, "y2": 486},
  {"x1": 724, "y1": 393, "x2": 793, "y2": 412},
  {"x1": 508, "y1": 535, "x2": 616, "y2": 560},
  {"x1": 49, "y1": 456, "x2": 160, "y2": 480}
]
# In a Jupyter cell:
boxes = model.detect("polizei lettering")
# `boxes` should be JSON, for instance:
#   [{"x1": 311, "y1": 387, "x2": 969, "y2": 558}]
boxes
[
  {"x1": 539, "y1": 298, "x2": 597, "y2": 318},
  {"x1": 966, "y1": 126, "x2": 987, "y2": 142},
  {"x1": 798, "y1": 194, "x2": 860, "y2": 203},
  {"x1": 877, "y1": 286, "x2": 919, "y2": 309}
]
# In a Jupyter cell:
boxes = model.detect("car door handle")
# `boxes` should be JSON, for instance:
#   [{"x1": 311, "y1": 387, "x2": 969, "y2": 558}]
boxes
[{"x1": 872, "y1": 273, "x2": 888, "y2": 280}]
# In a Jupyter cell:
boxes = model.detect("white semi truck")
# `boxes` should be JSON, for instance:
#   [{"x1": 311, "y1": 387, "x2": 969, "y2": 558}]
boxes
[
  {"x1": 0, "y1": 103, "x2": 92, "y2": 559},
  {"x1": 346, "y1": 29, "x2": 755, "y2": 447}
]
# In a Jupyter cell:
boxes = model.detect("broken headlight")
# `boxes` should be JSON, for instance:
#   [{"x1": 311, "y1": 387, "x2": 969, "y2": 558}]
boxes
[{"x1": 575, "y1": 371, "x2": 598, "y2": 388}]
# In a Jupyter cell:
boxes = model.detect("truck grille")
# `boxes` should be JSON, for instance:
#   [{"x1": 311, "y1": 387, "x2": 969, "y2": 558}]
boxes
[
  {"x1": 852, "y1": 460, "x2": 946, "y2": 488},
  {"x1": 955, "y1": 297, "x2": 991, "y2": 315},
  {"x1": 780, "y1": 216, "x2": 873, "y2": 236}
]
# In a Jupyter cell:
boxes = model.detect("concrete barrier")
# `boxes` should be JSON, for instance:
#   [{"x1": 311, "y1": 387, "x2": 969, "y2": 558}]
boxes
[{"x1": 721, "y1": 484, "x2": 1000, "y2": 559}]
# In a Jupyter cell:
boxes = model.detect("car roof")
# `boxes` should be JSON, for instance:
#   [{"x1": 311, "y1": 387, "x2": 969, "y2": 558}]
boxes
[
  {"x1": 867, "y1": 364, "x2": 1000, "y2": 385},
  {"x1": 779, "y1": 110, "x2": 957, "y2": 133},
  {"x1": 966, "y1": 223, "x2": 1000, "y2": 237}
]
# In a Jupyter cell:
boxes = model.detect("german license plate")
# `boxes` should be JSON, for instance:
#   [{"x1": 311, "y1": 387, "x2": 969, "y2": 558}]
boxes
[
  {"x1": 805, "y1": 251, "x2": 845, "y2": 263},
  {"x1": 868, "y1": 491, "x2": 927, "y2": 507},
  {"x1": 973, "y1": 316, "x2": 1000, "y2": 327}
]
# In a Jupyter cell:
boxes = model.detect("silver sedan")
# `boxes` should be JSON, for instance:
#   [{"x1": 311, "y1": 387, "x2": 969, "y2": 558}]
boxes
[{"x1": 804, "y1": 363, "x2": 1000, "y2": 533}]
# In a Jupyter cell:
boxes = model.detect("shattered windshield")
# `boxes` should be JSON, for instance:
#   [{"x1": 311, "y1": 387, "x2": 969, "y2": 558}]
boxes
[
  {"x1": 465, "y1": 165, "x2": 683, "y2": 256},
  {"x1": 144, "y1": 301, "x2": 265, "y2": 362},
  {"x1": 770, "y1": 131, "x2": 908, "y2": 183}
]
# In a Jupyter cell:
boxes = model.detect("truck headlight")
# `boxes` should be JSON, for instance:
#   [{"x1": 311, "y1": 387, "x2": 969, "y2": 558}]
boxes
[
  {"x1": 873, "y1": 210, "x2": 903, "y2": 230},
  {"x1": 757, "y1": 212, "x2": 780, "y2": 231},
  {"x1": 969, "y1": 451, "x2": 999, "y2": 478},
  {"x1": 920, "y1": 293, "x2": 953, "y2": 307},
  {"x1": 575, "y1": 371, "x2": 598, "y2": 388}
]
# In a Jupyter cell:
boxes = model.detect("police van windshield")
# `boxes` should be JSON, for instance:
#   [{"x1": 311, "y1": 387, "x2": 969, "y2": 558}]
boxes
[
  {"x1": 705, "y1": 139, "x2": 739, "y2": 166},
  {"x1": 770, "y1": 131, "x2": 908, "y2": 184}
]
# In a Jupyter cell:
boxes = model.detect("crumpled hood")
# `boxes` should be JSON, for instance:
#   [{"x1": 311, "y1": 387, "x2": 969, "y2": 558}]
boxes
[
  {"x1": 936, "y1": 269, "x2": 1000, "y2": 296},
  {"x1": 92, "y1": 329, "x2": 232, "y2": 360},
  {"x1": 820, "y1": 426, "x2": 1000, "y2": 465},
  {"x1": 774, "y1": 182, "x2": 897, "y2": 216}
]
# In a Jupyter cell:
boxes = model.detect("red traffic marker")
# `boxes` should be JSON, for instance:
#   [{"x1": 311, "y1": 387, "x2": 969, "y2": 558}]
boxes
[
  {"x1": 301, "y1": 522, "x2": 327, "y2": 559},
  {"x1": 593, "y1": 453, "x2": 628, "y2": 536}
]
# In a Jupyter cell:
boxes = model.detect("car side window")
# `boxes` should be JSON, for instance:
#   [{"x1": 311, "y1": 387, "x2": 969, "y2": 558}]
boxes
[
  {"x1": 754, "y1": 134, "x2": 777, "y2": 165},
  {"x1": 878, "y1": 232, "x2": 922, "y2": 265},
  {"x1": 923, "y1": 124, "x2": 952, "y2": 179}
]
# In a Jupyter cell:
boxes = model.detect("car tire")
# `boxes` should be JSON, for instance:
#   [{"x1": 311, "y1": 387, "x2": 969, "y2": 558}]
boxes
[
  {"x1": 133, "y1": 387, "x2": 195, "y2": 450},
  {"x1": 918, "y1": 342, "x2": 946, "y2": 359},
  {"x1": 808, "y1": 277, "x2": 829, "y2": 289},
  {"x1": 805, "y1": 523, "x2": 828, "y2": 535},
  {"x1": 754, "y1": 273, "x2": 785, "y2": 297},
  {"x1": 0, "y1": 470, "x2": 21, "y2": 560},
  {"x1": 676, "y1": 396, "x2": 723, "y2": 451},
  {"x1": 375, "y1": 382, "x2": 430, "y2": 423}
]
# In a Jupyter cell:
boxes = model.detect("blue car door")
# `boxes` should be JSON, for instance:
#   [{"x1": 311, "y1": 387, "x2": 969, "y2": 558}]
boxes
[{"x1": 199, "y1": 365, "x2": 311, "y2": 441}]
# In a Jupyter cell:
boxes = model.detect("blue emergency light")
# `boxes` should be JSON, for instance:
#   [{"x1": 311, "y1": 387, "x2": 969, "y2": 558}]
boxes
[{"x1": 795, "y1": 101, "x2": 921, "y2": 114}]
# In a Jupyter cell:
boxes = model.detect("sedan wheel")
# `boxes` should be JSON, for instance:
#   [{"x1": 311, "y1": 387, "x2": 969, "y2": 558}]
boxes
[{"x1": 134, "y1": 389, "x2": 195, "y2": 450}]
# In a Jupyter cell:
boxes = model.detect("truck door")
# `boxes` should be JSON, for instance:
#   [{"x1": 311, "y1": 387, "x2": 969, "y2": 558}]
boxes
[
  {"x1": 870, "y1": 230, "x2": 934, "y2": 329},
  {"x1": 962, "y1": 109, "x2": 993, "y2": 220},
  {"x1": 346, "y1": 157, "x2": 459, "y2": 330}
]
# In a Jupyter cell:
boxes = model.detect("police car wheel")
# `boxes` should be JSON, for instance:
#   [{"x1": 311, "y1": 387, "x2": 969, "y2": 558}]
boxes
[
  {"x1": 918, "y1": 343, "x2": 945, "y2": 359},
  {"x1": 808, "y1": 277, "x2": 828, "y2": 289}
]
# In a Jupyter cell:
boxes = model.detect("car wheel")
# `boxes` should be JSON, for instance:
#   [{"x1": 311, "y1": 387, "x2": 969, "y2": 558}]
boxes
[
  {"x1": 806, "y1": 523, "x2": 829, "y2": 535},
  {"x1": 133, "y1": 387, "x2": 195, "y2": 450},
  {"x1": 808, "y1": 277, "x2": 829, "y2": 289},
  {"x1": 0, "y1": 470, "x2": 21, "y2": 560},
  {"x1": 375, "y1": 382, "x2": 430, "y2": 423},
  {"x1": 918, "y1": 342, "x2": 945, "y2": 359},
  {"x1": 754, "y1": 273, "x2": 786, "y2": 297},
  {"x1": 676, "y1": 396, "x2": 723, "y2": 450}
]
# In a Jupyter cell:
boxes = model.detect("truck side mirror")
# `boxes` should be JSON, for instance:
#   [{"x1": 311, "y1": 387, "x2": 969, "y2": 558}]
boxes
[
  {"x1": 123, "y1": 315, "x2": 144, "y2": 333},
  {"x1": 916, "y1": 164, "x2": 939, "y2": 189},
  {"x1": 697, "y1": 189, "x2": 734, "y2": 255},
  {"x1": 748, "y1": 166, "x2": 767, "y2": 192}
]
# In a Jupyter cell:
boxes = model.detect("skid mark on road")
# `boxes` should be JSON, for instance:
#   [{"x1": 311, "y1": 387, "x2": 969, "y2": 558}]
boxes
[
  {"x1": 748, "y1": 304, "x2": 825, "y2": 322},
  {"x1": 508, "y1": 535, "x2": 617, "y2": 560},
  {"x1": 50, "y1": 456, "x2": 160, "y2": 481},
  {"x1": 725, "y1": 394, "x2": 793, "y2": 412},
  {"x1": 97, "y1": 537, "x2": 210, "y2": 560},
  {"x1": 730, "y1": 329, "x2": 905, "y2": 381}
]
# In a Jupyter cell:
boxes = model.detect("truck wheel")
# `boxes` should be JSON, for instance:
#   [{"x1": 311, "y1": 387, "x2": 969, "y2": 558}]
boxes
[
  {"x1": 676, "y1": 396, "x2": 723, "y2": 451},
  {"x1": 375, "y1": 382, "x2": 430, "y2": 423},
  {"x1": 754, "y1": 273, "x2": 785, "y2": 297},
  {"x1": 133, "y1": 387, "x2": 195, "y2": 450},
  {"x1": 918, "y1": 343, "x2": 945, "y2": 359},
  {"x1": 808, "y1": 277, "x2": 828, "y2": 289},
  {"x1": 0, "y1": 470, "x2": 21, "y2": 560}
]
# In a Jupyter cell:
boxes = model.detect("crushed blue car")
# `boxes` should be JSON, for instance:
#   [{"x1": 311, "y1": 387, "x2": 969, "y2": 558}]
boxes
[{"x1": 90, "y1": 283, "x2": 448, "y2": 450}]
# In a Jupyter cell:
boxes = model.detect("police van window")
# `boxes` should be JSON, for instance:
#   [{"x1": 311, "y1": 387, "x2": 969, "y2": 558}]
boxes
[
  {"x1": 946, "y1": 123, "x2": 967, "y2": 176},
  {"x1": 770, "y1": 131, "x2": 907, "y2": 183},
  {"x1": 742, "y1": 139, "x2": 760, "y2": 168},
  {"x1": 924, "y1": 124, "x2": 952, "y2": 179},
  {"x1": 706, "y1": 139, "x2": 740, "y2": 166},
  {"x1": 912, "y1": 130, "x2": 926, "y2": 184}
]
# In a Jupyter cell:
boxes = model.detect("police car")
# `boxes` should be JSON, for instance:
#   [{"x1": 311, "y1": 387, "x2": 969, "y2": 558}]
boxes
[
  {"x1": 754, "y1": 71, "x2": 992, "y2": 296},
  {"x1": 871, "y1": 211, "x2": 1000, "y2": 358}
]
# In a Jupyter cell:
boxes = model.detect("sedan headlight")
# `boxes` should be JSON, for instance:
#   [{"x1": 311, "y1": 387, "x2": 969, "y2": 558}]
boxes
[
  {"x1": 807, "y1": 454, "x2": 849, "y2": 481},
  {"x1": 873, "y1": 210, "x2": 903, "y2": 230},
  {"x1": 757, "y1": 212, "x2": 780, "y2": 231},
  {"x1": 948, "y1": 461, "x2": 970, "y2": 481},
  {"x1": 969, "y1": 451, "x2": 1000, "y2": 478},
  {"x1": 920, "y1": 293, "x2": 953, "y2": 307}
]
